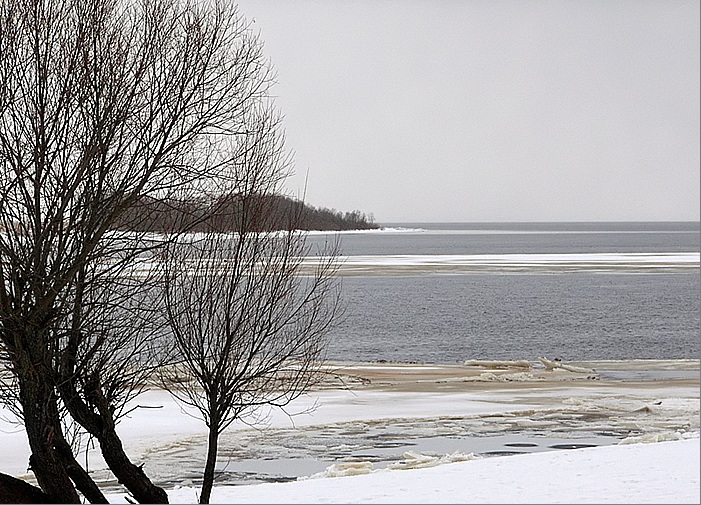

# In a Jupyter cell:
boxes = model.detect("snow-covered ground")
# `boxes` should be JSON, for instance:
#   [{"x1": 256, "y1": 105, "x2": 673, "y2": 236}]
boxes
[
  {"x1": 165, "y1": 438, "x2": 699, "y2": 504},
  {"x1": 1, "y1": 360, "x2": 699, "y2": 503}
]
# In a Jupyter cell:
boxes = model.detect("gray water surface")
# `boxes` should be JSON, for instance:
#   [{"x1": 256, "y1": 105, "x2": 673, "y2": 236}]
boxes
[{"x1": 327, "y1": 273, "x2": 700, "y2": 362}]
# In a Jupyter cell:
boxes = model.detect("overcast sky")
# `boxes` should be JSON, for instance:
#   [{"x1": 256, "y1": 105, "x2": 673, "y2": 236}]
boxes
[{"x1": 235, "y1": 0, "x2": 699, "y2": 223}]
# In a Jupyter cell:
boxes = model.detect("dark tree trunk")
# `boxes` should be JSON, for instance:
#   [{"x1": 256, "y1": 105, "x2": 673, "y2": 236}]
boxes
[
  {"x1": 57, "y1": 379, "x2": 169, "y2": 503},
  {"x1": 53, "y1": 436, "x2": 109, "y2": 503},
  {"x1": 98, "y1": 424, "x2": 169, "y2": 504},
  {"x1": 19, "y1": 371, "x2": 80, "y2": 503},
  {"x1": 0, "y1": 472, "x2": 53, "y2": 504},
  {"x1": 199, "y1": 424, "x2": 219, "y2": 504}
]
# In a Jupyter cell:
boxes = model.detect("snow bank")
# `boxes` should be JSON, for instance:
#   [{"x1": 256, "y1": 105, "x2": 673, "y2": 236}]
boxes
[{"x1": 151, "y1": 439, "x2": 699, "y2": 504}]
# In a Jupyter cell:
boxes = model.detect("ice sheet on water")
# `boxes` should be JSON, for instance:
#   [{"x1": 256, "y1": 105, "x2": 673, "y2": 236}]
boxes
[
  {"x1": 135, "y1": 392, "x2": 696, "y2": 483},
  {"x1": 304, "y1": 450, "x2": 480, "y2": 479},
  {"x1": 387, "y1": 450, "x2": 480, "y2": 470},
  {"x1": 303, "y1": 461, "x2": 374, "y2": 479},
  {"x1": 561, "y1": 396, "x2": 699, "y2": 416},
  {"x1": 618, "y1": 431, "x2": 686, "y2": 445},
  {"x1": 301, "y1": 252, "x2": 700, "y2": 275},
  {"x1": 305, "y1": 227, "x2": 428, "y2": 235},
  {"x1": 470, "y1": 372, "x2": 539, "y2": 382}
]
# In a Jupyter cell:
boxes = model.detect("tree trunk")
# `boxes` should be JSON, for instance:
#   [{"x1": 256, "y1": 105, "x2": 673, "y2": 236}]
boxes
[
  {"x1": 98, "y1": 425, "x2": 169, "y2": 503},
  {"x1": 199, "y1": 425, "x2": 219, "y2": 504},
  {"x1": 53, "y1": 436, "x2": 109, "y2": 503},
  {"x1": 19, "y1": 372, "x2": 80, "y2": 503},
  {"x1": 0, "y1": 472, "x2": 53, "y2": 504},
  {"x1": 57, "y1": 379, "x2": 169, "y2": 503}
]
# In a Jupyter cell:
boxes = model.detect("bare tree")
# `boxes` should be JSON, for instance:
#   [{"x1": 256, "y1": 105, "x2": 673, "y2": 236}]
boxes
[
  {"x1": 159, "y1": 107, "x2": 342, "y2": 504},
  {"x1": 0, "y1": 0, "x2": 279, "y2": 502}
]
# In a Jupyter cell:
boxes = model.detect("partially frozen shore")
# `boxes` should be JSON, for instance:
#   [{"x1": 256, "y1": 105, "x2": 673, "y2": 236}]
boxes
[
  {"x1": 168, "y1": 438, "x2": 700, "y2": 504},
  {"x1": 1, "y1": 359, "x2": 698, "y2": 503}
]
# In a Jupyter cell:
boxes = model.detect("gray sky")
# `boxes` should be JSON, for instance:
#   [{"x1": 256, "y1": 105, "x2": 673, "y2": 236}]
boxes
[{"x1": 235, "y1": 0, "x2": 700, "y2": 223}]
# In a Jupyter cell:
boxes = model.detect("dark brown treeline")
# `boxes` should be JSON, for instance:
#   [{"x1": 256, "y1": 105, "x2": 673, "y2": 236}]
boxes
[{"x1": 114, "y1": 194, "x2": 379, "y2": 233}]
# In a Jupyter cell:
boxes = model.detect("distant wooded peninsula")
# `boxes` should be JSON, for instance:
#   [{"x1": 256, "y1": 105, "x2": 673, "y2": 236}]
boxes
[{"x1": 114, "y1": 194, "x2": 379, "y2": 232}]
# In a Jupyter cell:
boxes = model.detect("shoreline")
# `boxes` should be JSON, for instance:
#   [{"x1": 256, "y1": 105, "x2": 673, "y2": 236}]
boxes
[
  {"x1": 316, "y1": 358, "x2": 700, "y2": 392},
  {"x1": 2, "y1": 359, "x2": 698, "y2": 497},
  {"x1": 127, "y1": 358, "x2": 698, "y2": 490}
]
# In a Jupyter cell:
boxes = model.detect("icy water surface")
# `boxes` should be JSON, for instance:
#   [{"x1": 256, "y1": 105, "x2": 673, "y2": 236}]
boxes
[
  {"x1": 131, "y1": 401, "x2": 694, "y2": 490},
  {"x1": 306, "y1": 221, "x2": 700, "y2": 256},
  {"x1": 101, "y1": 422, "x2": 623, "y2": 490},
  {"x1": 306, "y1": 222, "x2": 701, "y2": 362},
  {"x1": 97, "y1": 430, "x2": 617, "y2": 491},
  {"x1": 91, "y1": 370, "x2": 698, "y2": 492}
]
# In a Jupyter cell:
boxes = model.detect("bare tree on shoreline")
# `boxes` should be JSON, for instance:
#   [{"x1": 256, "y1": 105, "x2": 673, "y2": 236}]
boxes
[{"x1": 159, "y1": 106, "x2": 342, "y2": 503}]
